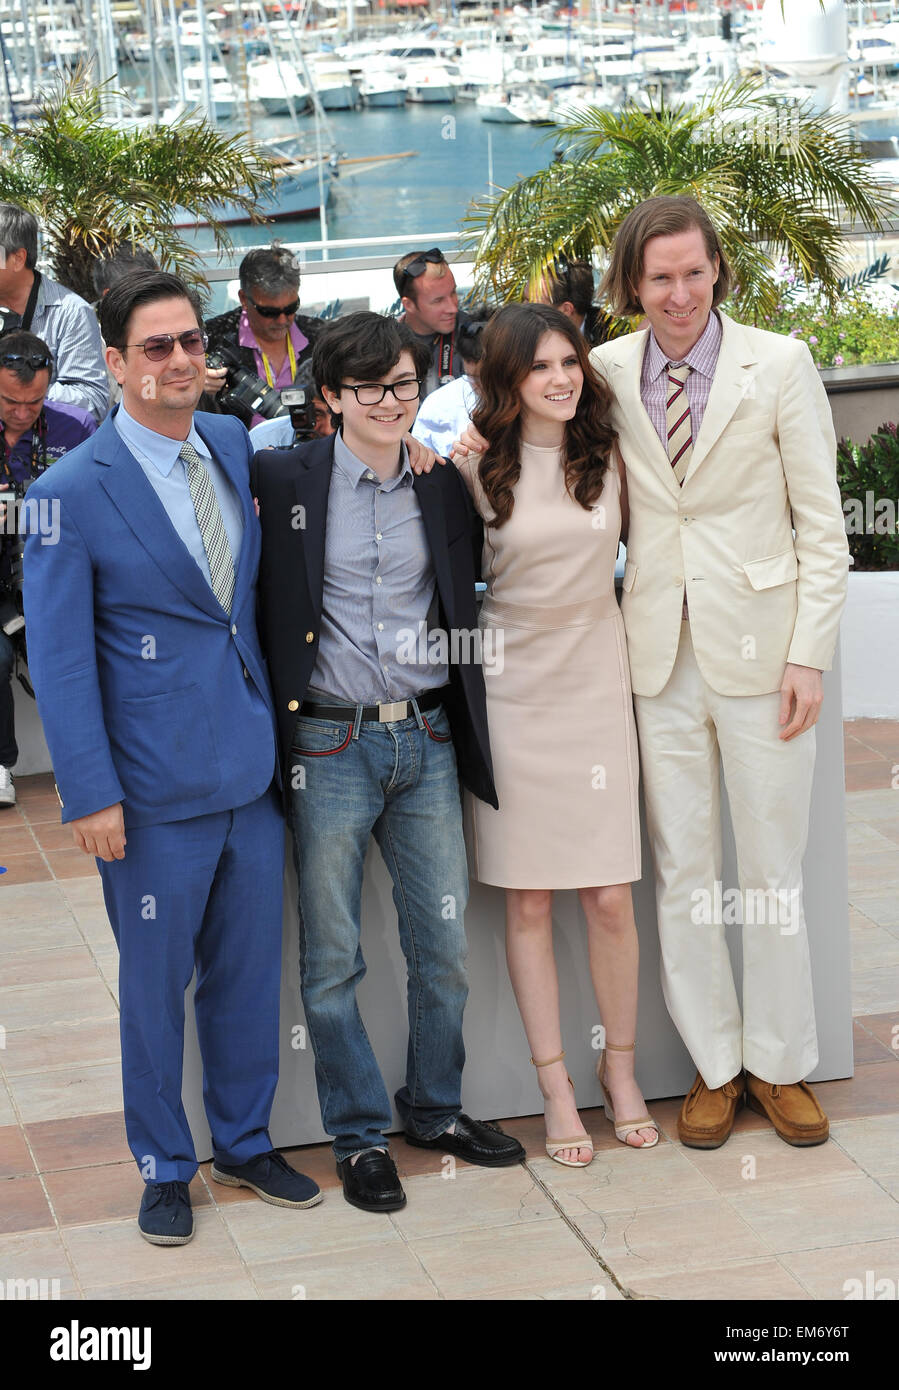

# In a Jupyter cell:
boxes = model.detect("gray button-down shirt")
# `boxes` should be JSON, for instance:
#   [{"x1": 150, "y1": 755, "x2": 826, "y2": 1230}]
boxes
[
  {"x1": 29, "y1": 273, "x2": 110, "y2": 422},
  {"x1": 308, "y1": 430, "x2": 449, "y2": 703}
]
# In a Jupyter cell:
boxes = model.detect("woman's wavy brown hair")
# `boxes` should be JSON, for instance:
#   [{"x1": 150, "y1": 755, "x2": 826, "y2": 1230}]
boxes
[{"x1": 470, "y1": 303, "x2": 615, "y2": 528}]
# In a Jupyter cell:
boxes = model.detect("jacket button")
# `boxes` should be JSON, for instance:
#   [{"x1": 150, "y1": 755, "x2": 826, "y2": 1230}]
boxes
[
  {"x1": 305, "y1": 631, "x2": 314, "y2": 643},
  {"x1": 243, "y1": 666, "x2": 249, "y2": 679},
  {"x1": 674, "y1": 576, "x2": 684, "y2": 586},
  {"x1": 288, "y1": 700, "x2": 299, "y2": 711}
]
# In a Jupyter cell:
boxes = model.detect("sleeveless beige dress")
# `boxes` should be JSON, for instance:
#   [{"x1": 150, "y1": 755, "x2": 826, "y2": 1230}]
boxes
[{"x1": 459, "y1": 441, "x2": 640, "y2": 889}]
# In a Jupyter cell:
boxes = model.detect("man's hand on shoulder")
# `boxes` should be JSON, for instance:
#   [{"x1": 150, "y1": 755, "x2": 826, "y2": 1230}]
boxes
[
  {"x1": 779, "y1": 664, "x2": 824, "y2": 741},
  {"x1": 71, "y1": 803, "x2": 127, "y2": 861}
]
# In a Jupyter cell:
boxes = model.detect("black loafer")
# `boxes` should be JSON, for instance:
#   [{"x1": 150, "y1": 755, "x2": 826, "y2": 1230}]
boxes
[
  {"x1": 138, "y1": 1180, "x2": 193, "y2": 1245},
  {"x1": 404, "y1": 1113, "x2": 525, "y2": 1167},
  {"x1": 337, "y1": 1149, "x2": 406, "y2": 1212}
]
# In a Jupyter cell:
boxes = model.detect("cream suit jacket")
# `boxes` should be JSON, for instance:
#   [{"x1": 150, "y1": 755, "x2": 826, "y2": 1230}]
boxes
[{"x1": 589, "y1": 311, "x2": 850, "y2": 698}]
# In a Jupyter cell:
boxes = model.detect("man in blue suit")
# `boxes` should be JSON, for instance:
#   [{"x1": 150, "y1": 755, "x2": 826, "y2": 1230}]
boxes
[{"x1": 23, "y1": 270, "x2": 321, "y2": 1245}]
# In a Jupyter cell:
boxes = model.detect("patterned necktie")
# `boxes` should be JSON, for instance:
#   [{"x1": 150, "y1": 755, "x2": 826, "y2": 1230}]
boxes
[
  {"x1": 666, "y1": 363, "x2": 692, "y2": 485},
  {"x1": 180, "y1": 441, "x2": 235, "y2": 614}
]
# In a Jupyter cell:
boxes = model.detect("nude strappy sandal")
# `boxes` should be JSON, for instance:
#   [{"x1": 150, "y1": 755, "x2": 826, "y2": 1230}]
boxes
[
  {"x1": 597, "y1": 1042, "x2": 659, "y2": 1149},
  {"x1": 531, "y1": 1049, "x2": 594, "y2": 1167}
]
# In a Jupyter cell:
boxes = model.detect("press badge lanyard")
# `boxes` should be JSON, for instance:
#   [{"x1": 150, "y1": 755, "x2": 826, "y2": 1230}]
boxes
[
  {"x1": 0, "y1": 410, "x2": 49, "y2": 485},
  {"x1": 260, "y1": 333, "x2": 297, "y2": 389}
]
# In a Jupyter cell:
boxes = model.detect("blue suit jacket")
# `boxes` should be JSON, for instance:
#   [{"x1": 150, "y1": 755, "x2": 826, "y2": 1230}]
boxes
[{"x1": 23, "y1": 409, "x2": 279, "y2": 829}]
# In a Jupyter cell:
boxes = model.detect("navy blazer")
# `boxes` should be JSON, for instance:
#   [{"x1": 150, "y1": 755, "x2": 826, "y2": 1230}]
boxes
[
  {"x1": 250, "y1": 434, "x2": 498, "y2": 810},
  {"x1": 23, "y1": 409, "x2": 279, "y2": 828}
]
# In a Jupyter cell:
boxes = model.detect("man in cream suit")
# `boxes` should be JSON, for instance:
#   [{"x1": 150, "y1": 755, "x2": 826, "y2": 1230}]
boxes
[{"x1": 589, "y1": 195, "x2": 849, "y2": 1148}]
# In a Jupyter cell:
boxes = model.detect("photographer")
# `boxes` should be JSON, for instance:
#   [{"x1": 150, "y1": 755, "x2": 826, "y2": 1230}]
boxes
[
  {"x1": 0, "y1": 330, "x2": 96, "y2": 807},
  {"x1": 203, "y1": 244, "x2": 321, "y2": 429}
]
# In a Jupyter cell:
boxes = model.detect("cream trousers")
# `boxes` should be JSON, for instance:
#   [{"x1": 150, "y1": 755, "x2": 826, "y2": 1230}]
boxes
[{"x1": 634, "y1": 622, "x2": 819, "y2": 1088}]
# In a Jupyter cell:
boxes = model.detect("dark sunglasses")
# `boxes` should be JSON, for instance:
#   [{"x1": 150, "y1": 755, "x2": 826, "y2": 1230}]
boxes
[
  {"x1": 245, "y1": 295, "x2": 300, "y2": 319},
  {"x1": 0, "y1": 351, "x2": 51, "y2": 370},
  {"x1": 125, "y1": 330, "x2": 208, "y2": 361},
  {"x1": 398, "y1": 248, "x2": 447, "y2": 291}
]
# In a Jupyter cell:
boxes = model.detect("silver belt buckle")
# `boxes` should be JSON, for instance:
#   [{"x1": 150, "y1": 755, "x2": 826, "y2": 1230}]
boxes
[{"x1": 377, "y1": 700, "x2": 408, "y2": 723}]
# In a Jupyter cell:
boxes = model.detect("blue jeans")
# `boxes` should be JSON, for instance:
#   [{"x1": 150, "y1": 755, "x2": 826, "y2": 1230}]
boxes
[{"x1": 287, "y1": 702, "x2": 469, "y2": 1161}]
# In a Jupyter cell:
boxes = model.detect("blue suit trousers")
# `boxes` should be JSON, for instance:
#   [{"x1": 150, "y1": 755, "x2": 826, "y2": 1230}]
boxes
[{"x1": 99, "y1": 786, "x2": 284, "y2": 1183}]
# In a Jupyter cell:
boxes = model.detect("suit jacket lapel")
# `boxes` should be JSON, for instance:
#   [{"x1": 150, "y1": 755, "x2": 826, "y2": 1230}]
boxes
[
  {"x1": 94, "y1": 416, "x2": 226, "y2": 620},
  {"x1": 413, "y1": 468, "x2": 453, "y2": 617},
  {"x1": 294, "y1": 437, "x2": 334, "y2": 625},
  {"x1": 682, "y1": 312, "x2": 760, "y2": 486},
  {"x1": 604, "y1": 330, "x2": 680, "y2": 499}
]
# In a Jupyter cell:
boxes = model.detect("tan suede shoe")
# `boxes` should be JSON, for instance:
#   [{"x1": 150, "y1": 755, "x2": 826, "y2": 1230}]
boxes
[
  {"x1": 744, "y1": 1072, "x2": 829, "y2": 1146},
  {"x1": 677, "y1": 1070, "x2": 745, "y2": 1149}
]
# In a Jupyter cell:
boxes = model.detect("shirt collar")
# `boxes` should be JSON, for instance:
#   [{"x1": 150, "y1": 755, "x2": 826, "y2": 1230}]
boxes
[
  {"x1": 115, "y1": 400, "x2": 211, "y2": 477},
  {"x1": 645, "y1": 308, "x2": 722, "y2": 380},
  {"x1": 333, "y1": 427, "x2": 411, "y2": 490}
]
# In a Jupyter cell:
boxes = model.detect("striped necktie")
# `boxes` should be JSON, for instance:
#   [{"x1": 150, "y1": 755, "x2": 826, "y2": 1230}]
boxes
[
  {"x1": 180, "y1": 441, "x2": 235, "y2": 614},
  {"x1": 666, "y1": 362, "x2": 692, "y2": 485}
]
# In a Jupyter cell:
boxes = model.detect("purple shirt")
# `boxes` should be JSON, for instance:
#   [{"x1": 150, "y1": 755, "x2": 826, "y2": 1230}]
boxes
[
  {"x1": 238, "y1": 309, "x2": 309, "y2": 429},
  {"x1": 3, "y1": 401, "x2": 96, "y2": 486},
  {"x1": 640, "y1": 309, "x2": 722, "y2": 448}
]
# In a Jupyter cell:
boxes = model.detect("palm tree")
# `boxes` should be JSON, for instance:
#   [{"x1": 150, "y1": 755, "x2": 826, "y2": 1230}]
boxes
[
  {"x1": 463, "y1": 77, "x2": 897, "y2": 324},
  {"x1": 0, "y1": 69, "x2": 277, "y2": 299}
]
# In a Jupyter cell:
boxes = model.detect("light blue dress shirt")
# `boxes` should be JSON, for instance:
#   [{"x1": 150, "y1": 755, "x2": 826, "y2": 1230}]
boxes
[{"x1": 113, "y1": 403, "x2": 243, "y2": 594}]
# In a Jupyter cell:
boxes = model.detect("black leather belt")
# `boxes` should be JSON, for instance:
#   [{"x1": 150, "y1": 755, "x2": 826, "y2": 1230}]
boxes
[{"x1": 300, "y1": 688, "x2": 448, "y2": 723}]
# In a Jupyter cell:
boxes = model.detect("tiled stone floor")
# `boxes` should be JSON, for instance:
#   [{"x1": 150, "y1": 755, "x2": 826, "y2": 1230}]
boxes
[{"x1": 0, "y1": 723, "x2": 897, "y2": 1301}]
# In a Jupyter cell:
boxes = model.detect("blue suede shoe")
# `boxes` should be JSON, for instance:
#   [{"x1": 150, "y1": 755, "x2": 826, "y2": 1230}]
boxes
[
  {"x1": 138, "y1": 1180, "x2": 193, "y2": 1245},
  {"x1": 210, "y1": 1150, "x2": 323, "y2": 1208}
]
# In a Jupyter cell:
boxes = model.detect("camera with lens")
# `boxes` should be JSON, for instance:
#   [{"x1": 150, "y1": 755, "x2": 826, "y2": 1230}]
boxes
[
  {"x1": 206, "y1": 345, "x2": 287, "y2": 422},
  {"x1": 280, "y1": 360, "x2": 319, "y2": 443}
]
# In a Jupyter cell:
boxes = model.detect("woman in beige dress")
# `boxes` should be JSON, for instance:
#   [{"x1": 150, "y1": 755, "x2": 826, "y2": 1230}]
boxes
[{"x1": 454, "y1": 303, "x2": 657, "y2": 1164}]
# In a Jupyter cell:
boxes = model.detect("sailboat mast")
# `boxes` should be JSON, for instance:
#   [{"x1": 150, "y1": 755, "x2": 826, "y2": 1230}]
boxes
[{"x1": 197, "y1": 0, "x2": 216, "y2": 126}]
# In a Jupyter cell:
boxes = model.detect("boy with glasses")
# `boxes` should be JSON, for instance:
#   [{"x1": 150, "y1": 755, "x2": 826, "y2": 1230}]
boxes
[{"x1": 251, "y1": 310, "x2": 524, "y2": 1212}]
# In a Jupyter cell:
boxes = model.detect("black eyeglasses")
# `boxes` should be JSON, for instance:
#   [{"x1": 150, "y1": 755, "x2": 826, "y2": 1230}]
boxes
[
  {"x1": 245, "y1": 295, "x2": 300, "y2": 319},
  {"x1": 0, "y1": 351, "x2": 51, "y2": 370},
  {"x1": 125, "y1": 330, "x2": 208, "y2": 361},
  {"x1": 339, "y1": 378, "x2": 422, "y2": 405},
  {"x1": 397, "y1": 248, "x2": 447, "y2": 292}
]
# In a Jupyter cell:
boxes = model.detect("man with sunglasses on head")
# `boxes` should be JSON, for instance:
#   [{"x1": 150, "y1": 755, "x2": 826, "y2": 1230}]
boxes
[
  {"x1": 23, "y1": 270, "x2": 322, "y2": 1245},
  {"x1": 393, "y1": 247, "x2": 470, "y2": 398},
  {"x1": 0, "y1": 331, "x2": 96, "y2": 808},
  {"x1": 203, "y1": 243, "x2": 321, "y2": 429},
  {"x1": 251, "y1": 310, "x2": 524, "y2": 1213}
]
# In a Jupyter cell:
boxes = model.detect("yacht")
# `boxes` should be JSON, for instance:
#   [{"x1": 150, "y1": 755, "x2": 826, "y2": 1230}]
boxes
[
  {"x1": 306, "y1": 54, "x2": 358, "y2": 110},
  {"x1": 182, "y1": 62, "x2": 238, "y2": 121},
  {"x1": 247, "y1": 56, "x2": 311, "y2": 116}
]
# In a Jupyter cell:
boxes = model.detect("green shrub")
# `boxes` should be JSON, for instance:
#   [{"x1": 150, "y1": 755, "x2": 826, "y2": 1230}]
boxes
[
  {"x1": 755, "y1": 290, "x2": 899, "y2": 368},
  {"x1": 837, "y1": 423, "x2": 899, "y2": 570}
]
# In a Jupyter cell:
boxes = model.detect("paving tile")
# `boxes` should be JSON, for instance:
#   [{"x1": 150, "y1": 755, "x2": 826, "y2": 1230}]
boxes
[
  {"x1": 26, "y1": 1112, "x2": 131, "y2": 1172},
  {"x1": 0, "y1": 977, "x2": 116, "y2": 1032},
  {"x1": 625, "y1": 1257, "x2": 811, "y2": 1302},
  {"x1": 845, "y1": 763, "x2": 898, "y2": 794},
  {"x1": 470, "y1": 1275, "x2": 624, "y2": 1301},
  {"x1": 408, "y1": 1217, "x2": 601, "y2": 1299},
  {"x1": 0, "y1": 854, "x2": 51, "y2": 884},
  {"x1": 0, "y1": 1123, "x2": 35, "y2": 1178},
  {"x1": 1, "y1": 1018, "x2": 121, "y2": 1076},
  {"x1": 8, "y1": 1063, "x2": 123, "y2": 1124},
  {"x1": 849, "y1": 895, "x2": 899, "y2": 931},
  {"x1": 573, "y1": 1198, "x2": 769, "y2": 1283},
  {"x1": 249, "y1": 1241, "x2": 440, "y2": 1300},
  {"x1": 844, "y1": 790, "x2": 899, "y2": 825},
  {"x1": 0, "y1": 1175, "x2": 54, "y2": 1234},
  {"x1": 814, "y1": 1063, "x2": 899, "y2": 1120},
  {"x1": 673, "y1": 1128, "x2": 861, "y2": 1195},
  {"x1": 852, "y1": 1019, "x2": 895, "y2": 1066},
  {"x1": 0, "y1": 882, "x2": 75, "y2": 925},
  {"x1": 45, "y1": 1166, "x2": 210, "y2": 1228},
  {"x1": 0, "y1": 916, "x2": 83, "y2": 956},
  {"x1": 729, "y1": 1174, "x2": 899, "y2": 1254},
  {"x1": 220, "y1": 1190, "x2": 399, "y2": 1262},
  {"x1": 19, "y1": 798, "x2": 64, "y2": 825},
  {"x1": 0, "y1": 1079, "x2": 15, "y2": 1126},
  {"x1": 0, "y1": 1228, "x2": 79, "y2": 1295},
  {"x1": 528, "y1": 1142, "x2": 714, "y2": 1219},
  {"x1": 858, "y1": 1012, "x2": 899, "y2": 1053},
  {"x1": 83, "y1": 1270, "x2": 260, "y2": 1300},
  {"x1": 830, "y1": 1115, "x2": 899, "y2": 1182},
  {"x1": 46, "y1": 854, "x2": 98, "y2": 882},
  {"x1": 59, "y1": 878, "x2": 106, "y2": 909},
  {"x1": 64, "y1": 1207, "x2": 240, "y2": 1290},
  {"x1": 0, "y1": 826, "x2": 38, "y2": 855},
  {"x1": 779, "y1": 1237, "x2": 899, "y2": 1300},
  {"x1": 30, "y1": 824, "x2": 82, "y2": 852},
  {"x1": 847, "y1": 721, "x2": 899, "y2": 757},
  {"x1": 389, "y1": 1165, "x2": 555, "y2": 1239},
  {"x1": 852, "y1": 965, "x2": 899, "y2": 1016},
  {"x1": 851, "y1": 925, "x2": 899, "y2": 972},
  {"x1": 0, "y1": 945, "x2": 104, "y2": 989}
]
